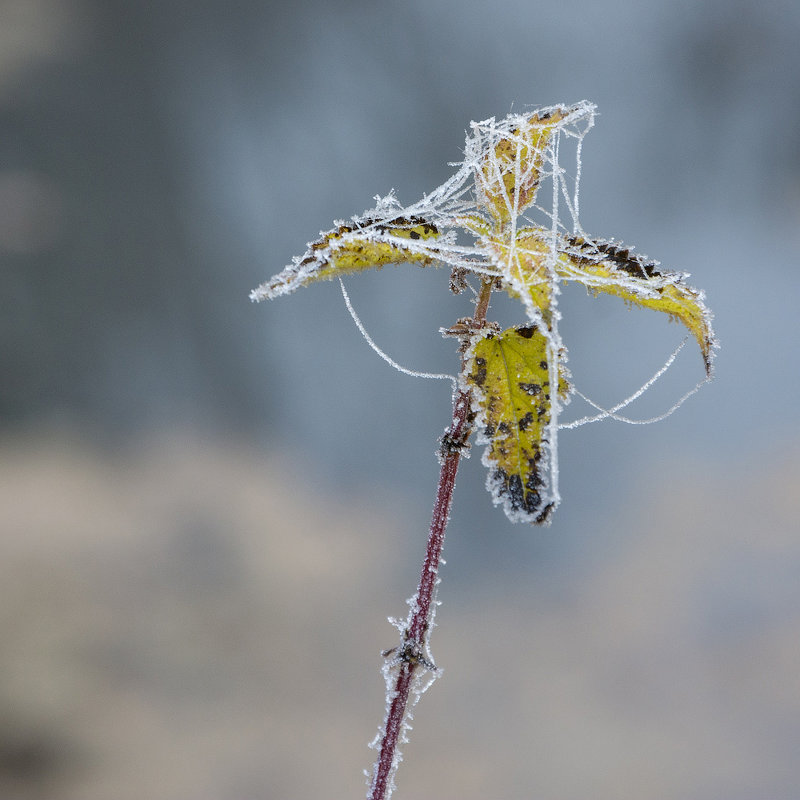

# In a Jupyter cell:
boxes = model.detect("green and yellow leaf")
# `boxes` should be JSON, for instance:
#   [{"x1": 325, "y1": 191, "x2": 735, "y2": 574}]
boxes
[
  {"x1": 250, "y1": 216, "x2": 440, "y2": 300},
  {"x1": 485, "y1": 230, "x2": 555, "y2": 324},
  {"x1": 462, "y1": 324, "x2": 570, "y2": 524},
  {"x1": 554, "y1": 235, "x2": 715, "y2": 374},
  {"x1": 474, "y1": 108, "x2": 570, "y2": 227}
]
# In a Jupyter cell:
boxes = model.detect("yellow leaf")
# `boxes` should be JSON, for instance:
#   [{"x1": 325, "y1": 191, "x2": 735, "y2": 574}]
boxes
[
  {"x1": 555, "y1": 235, "x2": 716, "y2": 374},
  {"x1": 463, "y1": 324, "x2": 570, "y2": 524},
  {"x1": 251, "y1": 216, "x2": 439, "y2": 300},
  {"x1": 484, "y1": 230, "x2": 555, "y2": 324},
  {"x1": 474, "y1": 107, "x2": 570, "y2": 228}
]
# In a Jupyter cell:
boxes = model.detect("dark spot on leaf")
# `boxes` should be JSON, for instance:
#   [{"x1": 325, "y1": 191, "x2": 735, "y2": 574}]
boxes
[
  {"x1": 495, "y1": 468, "x2": 544, "y2": 518},
  {"x1": 594, "y1": 240, "x2": 661, "y2": 278},
  {"x1": 408, "y1": 215, "x2": 438, "y2": 232},
  {"x1": 526, "y1": 456, "x2": 544, "y2": 485},
  {"x1": 539, "y1": 360, "x2": 548, "y2": 370},
  {"x1": 516, "y1": 326, "x2": 536, "y2": 339},
  {"x1": 472, "y1": 357, "x2": 487, "y2": 387},
  {"x1": 362, "y1": 215, "x2": 439, "y2": 236},
  {"x1": 533, "y1": 502, "x2": 555, "y2": 524},
  {"x1": 497, "y1": 421, "x2": 511, "y2": 434},
  {"x1": 519, "y1": 382, "x2": 541, "y2": 396},
  {"x1": 564, "y1": 234, "x2": 662, "y2": 279},
  {"x1": 518, "y1": 411, "x2": 535, "y2": 431}
]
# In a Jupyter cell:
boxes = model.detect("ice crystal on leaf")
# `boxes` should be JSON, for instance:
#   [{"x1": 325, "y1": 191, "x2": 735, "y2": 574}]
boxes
[
  {"x1": 463, "y1": 324, "x2": 571, "y2": 524},
  {"x1": 251, "y1": 101, "x2": 716, "y2": 524}
]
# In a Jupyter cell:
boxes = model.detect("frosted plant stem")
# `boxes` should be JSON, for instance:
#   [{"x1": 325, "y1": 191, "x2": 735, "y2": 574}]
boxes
[{"x1": 368, "y1": 280, "x2": 493, "y2": 800}]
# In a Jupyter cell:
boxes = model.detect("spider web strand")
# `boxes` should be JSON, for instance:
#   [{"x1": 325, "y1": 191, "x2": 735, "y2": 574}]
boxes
[
  {"x1": 560, "y1": 339, "x2": 708, "y2": 428},
  {"x1": 339, "y1": 279, "x2": 457, "y2": 388}
]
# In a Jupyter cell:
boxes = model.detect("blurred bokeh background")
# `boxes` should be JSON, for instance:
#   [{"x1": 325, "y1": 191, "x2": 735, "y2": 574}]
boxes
[{"x1": 2, "y1": 0, "x2": 800, "y2": 798}]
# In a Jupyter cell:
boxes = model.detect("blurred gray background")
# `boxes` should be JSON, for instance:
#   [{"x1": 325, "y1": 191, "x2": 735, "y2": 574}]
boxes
[{"x1": 2, "y1": 0, "x2": 800, "y2": 798}]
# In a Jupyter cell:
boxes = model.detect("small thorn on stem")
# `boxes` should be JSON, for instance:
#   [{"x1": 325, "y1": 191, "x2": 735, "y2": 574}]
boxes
[{"x1": 382, "y1": 638, "x2": 437, "y2": 673}]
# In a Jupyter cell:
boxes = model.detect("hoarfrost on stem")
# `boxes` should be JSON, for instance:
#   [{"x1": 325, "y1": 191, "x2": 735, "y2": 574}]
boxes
[{"x1": 251, "y1": 99, "x2": 717, "y2": 800}]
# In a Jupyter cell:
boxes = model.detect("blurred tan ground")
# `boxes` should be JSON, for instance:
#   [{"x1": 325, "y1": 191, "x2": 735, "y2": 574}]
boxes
[{"x1": 0, "y1": 430, "x2": 798, "y2": 800}]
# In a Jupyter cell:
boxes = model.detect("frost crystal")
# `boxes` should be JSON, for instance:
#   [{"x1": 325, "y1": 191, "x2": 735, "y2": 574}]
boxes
[{"x1": 252, "y1": 101, "x2": 716, "y2": 524}]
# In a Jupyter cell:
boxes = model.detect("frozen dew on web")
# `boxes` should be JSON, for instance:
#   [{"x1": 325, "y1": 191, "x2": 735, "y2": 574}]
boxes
[
  {"x1": 251, "y1": 101, "x2": 716, "y2": 525},
  {"x1": 249, "y1": 102, "x2": 598, "y2": 306}
]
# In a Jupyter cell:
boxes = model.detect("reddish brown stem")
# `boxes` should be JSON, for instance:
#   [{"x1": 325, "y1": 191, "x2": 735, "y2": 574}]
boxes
[{"x1": 368, "y1": 280, "x2": 493, "y2": 800}]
